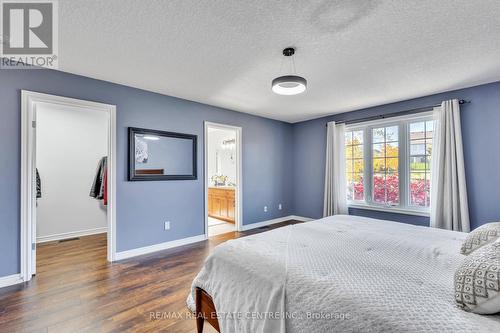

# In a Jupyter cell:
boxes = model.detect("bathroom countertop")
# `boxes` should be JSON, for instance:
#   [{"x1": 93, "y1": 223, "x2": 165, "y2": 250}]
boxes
[{"x1": 208, "y1": 186, "x2": 236, "y2": 190}]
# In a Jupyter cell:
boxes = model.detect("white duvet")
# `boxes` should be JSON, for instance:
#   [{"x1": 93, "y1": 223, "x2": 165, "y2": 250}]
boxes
[{"x1": 187, "y1": 215, "x2": 500, "y2": 332}]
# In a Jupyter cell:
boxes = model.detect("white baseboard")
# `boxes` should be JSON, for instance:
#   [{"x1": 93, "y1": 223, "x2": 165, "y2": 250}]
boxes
[
  {"x1": 241, "y1": 215, "x2": 313, "y2": 231},
  {"x1": 37, "y1": 227, "x2": 108, "y2": 243},
  {"x1": 289, "y1": 215, "x2": 314, "y2": 222},
  {"x1": 114, "y1": 216, "x2": 313, "y2": 261},
  {"x1": 0, "y1": 273, "x2": 24, "y2": 289},
  {"x1": 115, "y1": 234, "x2": 206, "y2": 261}
]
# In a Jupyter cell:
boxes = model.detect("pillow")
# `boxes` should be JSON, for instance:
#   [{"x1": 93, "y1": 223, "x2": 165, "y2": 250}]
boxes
[
  {"x1": 460, "y1": 222, "x2": 500, "y2": 255},
  {"x1": 455, "y1": 242, "x2": 500, "y2": 314}
]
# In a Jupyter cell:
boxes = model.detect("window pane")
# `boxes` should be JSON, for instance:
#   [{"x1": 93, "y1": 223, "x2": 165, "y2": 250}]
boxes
[
  {"x1": 345, "y1": 131, "x2": 353, "y2": 145},
  {"x1": 371, "y1": 124, "x2": 400, "y2": 206},
  {"x1": 386, "y1": 157, "x2": 398, "y2": 172},
  {"x1": 410, "y1": 172, "x2": 427, "y2": 207},
  {"x1": 426, "y1": 138, "x2": 432, "y2": 156},
  {"x1": 373, "y1": 173, "x2": 385, "y2": 187},
  {"x1": 345, "y1": 146, "x2": 353, "y2": 159},
  {"x1": 410, "y1": 156, "x2": 426, "y2": 170},
  {"x1": 346, "y1": 172, "x2": 353, "y2": 183},
  {"x1": 426, "y1": 121, "x2": 434, "y2": 138},
  {"x1": 386, "y1": 126, "x2": 398, "y2": 142},
  {"x1": 345, "y1": 129, "x2": 364, "y2": 203},
  {"x1": 372, "y1": 128, "x2": 385, "y2": 143},
  {"x1": 373, "y1": 158, "x2": 385, "y2": 172},
  {"x1": 353, "y1": 159, "x2": 364, "y2": 173},
  {"x1": 353, "y1": 145, "x2": 363, "y2": 158},
  {"x1": 373, "y1": 171, "x2": 399, "y2": 205},
  {"x1": 346, "y1": 159, "x2": 353, "y2": 173},
  {"x1": 353, "y1": 173, "x2": 364, "y2": 201},
  {"x1": 347, "y1": 180, "x2": 353, "y2": 200},
  {"x1": 373, "y1": 173, "x2": 385, "y2": 204},
  {"x1": 408, "y1": 119, "x2": 433, "y2": 209},
  {"x1": 385, "y1": 142, "x2": 399, "y2": 157},
  {"x1": 426, "y1": 173, "x2": 431, "y2": 206},
  {"x1": 373, "y1": 187, "x2": 386, "y2": 204},
  {"x1": 347, "y1": 172, "x2": 365, "y2": 202},
  {"x1": 410, "y1": 122, "x2": 425, "y2": 140},
  {"x1": 386, "y1": 173, "x2": 399, "y2": 204},
  {"x1": 353, "y1": 130, "x2": 363, "y2": 144},
  {"x1": 373, "y1": 143, "x2": 384, "y2": 158},
  {"x1": 410, "y1": 140, "x2": 426, "y2": 155},
  {"x1": 410, "y1": 172, "x2": 426, "y2": 180}
]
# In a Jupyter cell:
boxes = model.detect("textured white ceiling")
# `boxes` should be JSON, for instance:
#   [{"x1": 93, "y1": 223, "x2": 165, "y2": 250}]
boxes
[{"x1": 59, "y1": 0, "x2": 500, "y2": 123}]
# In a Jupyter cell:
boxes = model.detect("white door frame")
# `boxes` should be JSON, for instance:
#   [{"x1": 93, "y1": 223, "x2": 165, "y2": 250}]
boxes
[
  {"x1": 204, "y1": 122, "x2": 243, "y2": 236},
  {"x1": 20, "y1": 90, "x2": 117, "y2": 282}
]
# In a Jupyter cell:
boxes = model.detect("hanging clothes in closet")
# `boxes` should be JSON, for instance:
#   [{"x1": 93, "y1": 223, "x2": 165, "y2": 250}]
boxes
[
  {"x1": 36, "y1": 168, "x2": 42, "y2": 199},
  {"x1": 103, "y1": 167, "x2": 108, "y2": 206},
  {"x1": 90, "y1": 156, "x2": 108, "y2": 205}
]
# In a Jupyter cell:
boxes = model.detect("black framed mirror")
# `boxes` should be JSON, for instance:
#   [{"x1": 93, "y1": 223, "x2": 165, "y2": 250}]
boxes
[{"x1": 128, "y1": 127, "x2": 197, "y2": 181}]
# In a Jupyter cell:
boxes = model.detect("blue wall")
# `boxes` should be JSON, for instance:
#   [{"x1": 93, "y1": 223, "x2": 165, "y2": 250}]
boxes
[
  {"x1": 292, "y1": 81, "x2": 500, "y2": 230},
  {"x1": 0, "y1": 69, "x2": 293, "y2": 277}
]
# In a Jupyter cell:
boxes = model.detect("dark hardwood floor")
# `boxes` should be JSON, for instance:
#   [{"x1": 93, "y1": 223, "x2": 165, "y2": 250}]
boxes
[{"x1": 0, "y1": 220, "x2": 301, "y2": 332}]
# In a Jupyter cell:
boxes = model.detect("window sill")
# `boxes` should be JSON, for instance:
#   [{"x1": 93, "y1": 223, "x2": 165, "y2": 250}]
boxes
[{"x1": 348, "y1": 203, "x2": 430, "y2": 217}]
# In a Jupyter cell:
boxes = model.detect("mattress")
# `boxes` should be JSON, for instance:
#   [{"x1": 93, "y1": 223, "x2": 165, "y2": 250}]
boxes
[{"x1": 187, "y1": 215, "x2": 500, "y2": 332}]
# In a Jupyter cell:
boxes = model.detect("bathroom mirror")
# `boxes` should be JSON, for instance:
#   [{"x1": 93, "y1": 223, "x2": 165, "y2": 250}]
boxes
[{"x1": 128, "y1": 127, "x2": 197, "y2": 181}]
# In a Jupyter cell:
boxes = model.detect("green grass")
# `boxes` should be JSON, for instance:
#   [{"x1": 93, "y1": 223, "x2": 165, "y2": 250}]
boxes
[{"x1": 410, "y1": 162, "x2": 428, "y2": 171}]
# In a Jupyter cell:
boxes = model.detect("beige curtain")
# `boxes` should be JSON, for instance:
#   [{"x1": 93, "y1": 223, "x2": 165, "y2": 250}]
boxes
[{"x1": 323, "y1": 121, "x2": 348, "y2": 217}]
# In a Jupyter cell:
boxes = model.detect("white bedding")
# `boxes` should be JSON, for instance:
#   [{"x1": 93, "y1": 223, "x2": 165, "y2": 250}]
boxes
[{"x1": 187, "y1": 215, "x2": 500, "y2": 332}]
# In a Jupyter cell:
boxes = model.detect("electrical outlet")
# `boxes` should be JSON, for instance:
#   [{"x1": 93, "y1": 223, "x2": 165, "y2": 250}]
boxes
[
  {"x1": 278, "y1": 204, "x2": 282, "y2": 210},
  {"x1": 264, "y1": 206, "x2": 268, "y2": 212},
  {"x1": 164, "y1": 221, "x2": 170, "y2": 230}
]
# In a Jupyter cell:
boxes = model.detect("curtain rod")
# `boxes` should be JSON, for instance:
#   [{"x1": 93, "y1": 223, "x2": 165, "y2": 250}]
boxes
[{"x1": 327, "y1": 99, "x2": 471, "y2": 126}]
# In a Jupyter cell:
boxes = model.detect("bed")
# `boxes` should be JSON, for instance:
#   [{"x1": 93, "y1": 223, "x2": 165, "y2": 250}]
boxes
[{"x1": 187, "y1": 215, "x2": 500, "y2": 332}]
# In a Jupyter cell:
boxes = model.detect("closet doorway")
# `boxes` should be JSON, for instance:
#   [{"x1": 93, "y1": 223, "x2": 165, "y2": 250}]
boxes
[
  {"x1": 204, "y1": 122, "x2": 242, "y2": 237},
  {"x1": 20, "y1": 91, "x2": 116, "y2": 282}
]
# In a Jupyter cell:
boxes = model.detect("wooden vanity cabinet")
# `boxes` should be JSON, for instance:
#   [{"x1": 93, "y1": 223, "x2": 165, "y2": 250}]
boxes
[{"x1": 208, "y1": 187, "x2": 235, "y2": 223}]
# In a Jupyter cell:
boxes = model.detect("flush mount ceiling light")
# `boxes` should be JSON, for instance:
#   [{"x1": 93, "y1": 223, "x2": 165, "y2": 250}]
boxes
[{"x1": 272, "y1": 47, "x2": 307, "y2": 95}]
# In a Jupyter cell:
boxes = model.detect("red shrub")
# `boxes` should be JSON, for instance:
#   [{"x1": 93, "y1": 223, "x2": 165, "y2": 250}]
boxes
[{"x1": 352, "y1": 175, "x2": 429, "y2": 206}]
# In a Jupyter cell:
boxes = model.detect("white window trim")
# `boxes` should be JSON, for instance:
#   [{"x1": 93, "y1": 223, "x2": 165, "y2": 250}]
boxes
[
  {"x1": 348, "y1": 203, "x2": 430, "y2": 217},
  {"x1": 345, "y1": 111, "x2": 433, "y2": 217}
]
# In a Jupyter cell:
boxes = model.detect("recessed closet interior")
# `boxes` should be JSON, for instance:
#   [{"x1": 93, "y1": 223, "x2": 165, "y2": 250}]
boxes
[{"x1": 35, "y1": 103, "x2": 109, "y2": 260}]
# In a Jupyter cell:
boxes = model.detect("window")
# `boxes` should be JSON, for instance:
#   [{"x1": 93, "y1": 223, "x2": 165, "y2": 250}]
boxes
[
  {"x1": 409, "y1": 120, "x2": 433, "y2": 207},
  {"x1": 345, "y1": 113, "x2": 433, "y2": 215},
  {"x1": 345, "y1": 130, "x2": 364, "y2": 201},
  {"x1": 372, "y1": 125, "x2": 399, "y2": 205}
]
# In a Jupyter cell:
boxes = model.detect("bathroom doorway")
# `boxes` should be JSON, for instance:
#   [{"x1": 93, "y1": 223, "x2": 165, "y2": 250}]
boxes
[{"x1": 204, "y1": 122, "x2": 242, "y2": 237}]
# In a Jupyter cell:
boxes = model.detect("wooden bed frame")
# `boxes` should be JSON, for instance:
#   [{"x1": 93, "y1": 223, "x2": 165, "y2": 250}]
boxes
[{"x1": 195, "y1": 287, "x2": 220, "y2": 333}]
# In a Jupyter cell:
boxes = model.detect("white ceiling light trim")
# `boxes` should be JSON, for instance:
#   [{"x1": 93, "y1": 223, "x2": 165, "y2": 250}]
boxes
[{"x1": 272, "y1": 75, "x2": 307, "y2": 95}]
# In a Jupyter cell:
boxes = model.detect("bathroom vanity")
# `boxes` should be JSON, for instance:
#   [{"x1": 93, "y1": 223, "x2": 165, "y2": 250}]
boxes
[{"x1": 208, "y1": 187, "x2": 235, "y2": 223}]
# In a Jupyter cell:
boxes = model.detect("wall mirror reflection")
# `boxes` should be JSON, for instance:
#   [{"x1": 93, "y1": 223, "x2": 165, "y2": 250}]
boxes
[{"x1": 128, "y1": 127, "x2": 197, "y2": 181}]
